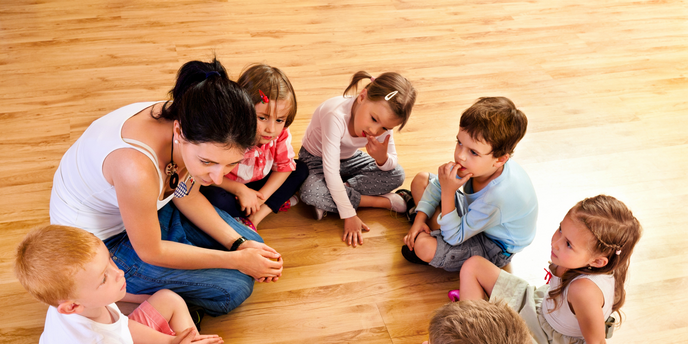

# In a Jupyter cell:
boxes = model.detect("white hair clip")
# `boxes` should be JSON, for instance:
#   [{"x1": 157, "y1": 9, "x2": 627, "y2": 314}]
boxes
[
  {"x1": 615, "y1": 250, "x2": 621, "y2": 255},
  {"x1": 385, "y1": 91, "x2": 398, "y2": 101}
]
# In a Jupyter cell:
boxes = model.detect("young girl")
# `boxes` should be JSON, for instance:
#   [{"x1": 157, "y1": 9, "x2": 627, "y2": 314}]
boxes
[
  {"x1": 457, "y1": 195, "x2": 642, "y2": 344},
  {"x1": 201, "y1": 64, "x2": 308, "y2": 230},
  {"x1": 299, "y1": 71, "x2": 417, "y2": 247}
]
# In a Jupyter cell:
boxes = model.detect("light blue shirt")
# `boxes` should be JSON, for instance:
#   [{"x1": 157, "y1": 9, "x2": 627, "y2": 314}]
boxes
[{"x1": 415, "y1": 160, "x2": 538, "y2": 254}]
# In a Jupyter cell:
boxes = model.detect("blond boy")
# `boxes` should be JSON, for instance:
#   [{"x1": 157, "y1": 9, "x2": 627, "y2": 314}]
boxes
[
  {"x1": 424, "y1": 300, "x2": 534, "y2": 344},
  {"x1": 15, "y1": 225, "x2": 222, "y2": 344}
]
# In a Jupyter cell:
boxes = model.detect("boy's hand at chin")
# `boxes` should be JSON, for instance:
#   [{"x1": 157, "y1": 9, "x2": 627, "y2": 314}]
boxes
[{"x1": 438, "y1": 162, "x2": 472, "y2": 193}]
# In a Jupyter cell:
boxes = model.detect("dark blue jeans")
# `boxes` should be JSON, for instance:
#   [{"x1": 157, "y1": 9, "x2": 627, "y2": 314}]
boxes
[
  {"x1": 200, "y1": 159, "x2": 309, "y2": 217},
  {"x1": 104, "y1": 203, "x2": 263, "y2": 316}
]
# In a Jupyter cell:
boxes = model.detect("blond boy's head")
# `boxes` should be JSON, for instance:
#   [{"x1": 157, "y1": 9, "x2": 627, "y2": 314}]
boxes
[
  {"x1": 427, "y1": 300, "x2": 532, "y2": 344},
  {"x1": 14, "y1": 225, "x2": 101, "y2": 307}
]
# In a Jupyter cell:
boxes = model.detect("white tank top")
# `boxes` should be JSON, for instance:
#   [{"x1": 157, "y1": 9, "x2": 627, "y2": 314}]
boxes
[
  {"x1": 49, "y1": 102, "x2": 174, "y2": 240},
  {"x1": 542, "y1": 273, "x2": 615, "y2": 338}
]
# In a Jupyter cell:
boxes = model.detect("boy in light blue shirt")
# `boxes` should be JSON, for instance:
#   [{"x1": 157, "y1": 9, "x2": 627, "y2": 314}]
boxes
[{"x1": 401, "y1": 97, "x2": 538, "y2": 271}]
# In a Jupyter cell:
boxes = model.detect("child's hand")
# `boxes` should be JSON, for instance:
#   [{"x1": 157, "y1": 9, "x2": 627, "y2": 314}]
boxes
[
  {"x1": 365, "y1": 134, "x2": 390, "y2": 166},
  {"x1": 438, "y1": 162, "x2": 472, "y2": 193},
  {"x1": 404, "y1": 221, "x2": 431, "y2": 250},
  {"x1": 171, "y1": 327, "x2": 224, "y2": 344},
  {"x1": 236, "y1": 186, "x2": 266, "y2": 216},
  {"x1": 343, "y1": 215, "x2": 370, "y2": 247},
  {"x1": 192, "y1": 334, "x2": 224, "y2": 344}
]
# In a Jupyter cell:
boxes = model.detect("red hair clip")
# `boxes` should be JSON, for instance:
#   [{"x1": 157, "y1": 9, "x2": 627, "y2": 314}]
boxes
[
  {"x1": 544, "y1": 268, "x2": 552, "y2": 284},
  {"x1": 259, "y1": 90, "x2": 269, "y2": 104}
]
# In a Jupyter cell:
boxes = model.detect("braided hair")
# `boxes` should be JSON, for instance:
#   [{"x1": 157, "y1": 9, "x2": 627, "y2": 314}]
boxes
[{"x1": 547, "y1": 195, "x2": 642, "y2": 325}]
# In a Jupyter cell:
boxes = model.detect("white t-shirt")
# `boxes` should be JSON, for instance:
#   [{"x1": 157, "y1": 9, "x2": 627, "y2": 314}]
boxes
[
  {"x1": 40, "y1": 304, "x2": 133, "y2": 344},
  {"x1": 301, "y1": 96, "x2": 398, "y2": 218}
]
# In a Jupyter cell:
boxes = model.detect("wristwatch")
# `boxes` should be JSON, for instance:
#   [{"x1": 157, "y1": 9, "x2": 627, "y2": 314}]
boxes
[{"x1": 230, "y1": 236, "x2": 247, "y2": 251}]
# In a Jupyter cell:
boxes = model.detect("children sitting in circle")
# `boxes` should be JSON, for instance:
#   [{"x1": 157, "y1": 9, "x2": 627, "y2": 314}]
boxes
[
  {"x1": 458, "y1": 195, "x2": 641, "y2": 344},
  {"x1": 14, "y1": 225, "x2": 223, "y2": 344},
  {"x1": 23, "y1": 57, "x2": 642, "y2": 343},
  {"x1": 200, "y1": 64, "x2": 308, "y2": 231},
  {"x1": 298, "y1": 71, "x2": 417, "y2": 247},
  {"x1": 401, "y1": 97, "x2": 538, "y2": 271}
]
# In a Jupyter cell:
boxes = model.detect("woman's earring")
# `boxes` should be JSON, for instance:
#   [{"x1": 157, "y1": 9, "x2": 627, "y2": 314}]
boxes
[
  {"x1": 587, "y1": 266, "x2": 592, "y2": 270},
  {"x1": 174, "y1": 139, "x2": 179, "y2": 144}
]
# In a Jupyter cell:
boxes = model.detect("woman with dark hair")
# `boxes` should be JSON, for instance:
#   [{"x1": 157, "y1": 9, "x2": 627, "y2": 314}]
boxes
[{"x1": 49, "y1": 58, "x2": 283, "y2": 316}]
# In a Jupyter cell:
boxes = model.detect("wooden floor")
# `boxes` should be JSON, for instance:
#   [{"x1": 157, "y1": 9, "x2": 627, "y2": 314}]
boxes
[{"x1": 1, "y1": 0, "x2": 687, "y2": 343}]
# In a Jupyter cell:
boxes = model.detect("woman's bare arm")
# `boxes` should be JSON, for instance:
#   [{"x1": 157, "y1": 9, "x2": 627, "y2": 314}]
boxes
[{"x1": 103, "y1": 148, "x2": 282, "y2": 279}]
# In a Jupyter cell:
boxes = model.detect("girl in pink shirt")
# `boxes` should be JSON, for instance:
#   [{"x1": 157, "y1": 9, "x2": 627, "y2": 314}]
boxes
[
  {"x1": 201, "y1": 64, "x2": 308, "y2": 230},
  {"x1": 299, "y1": 71, "x2": 417, "y2": 247}
]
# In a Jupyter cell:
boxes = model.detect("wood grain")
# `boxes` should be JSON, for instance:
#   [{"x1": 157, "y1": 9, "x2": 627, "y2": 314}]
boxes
[{"x1": 1, "y1": 0, "x2": 686, "y2": 342}]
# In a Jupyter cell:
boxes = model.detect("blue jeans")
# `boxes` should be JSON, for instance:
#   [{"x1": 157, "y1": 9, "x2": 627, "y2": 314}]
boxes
[{"x1": 104, "y1": 203, "x2": 263, "y2": 316}]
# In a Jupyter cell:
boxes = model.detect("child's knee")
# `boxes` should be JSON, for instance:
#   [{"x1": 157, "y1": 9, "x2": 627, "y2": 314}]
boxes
[
  {"x1": 150, "y1": 289, "x2": 184, "y2": 306},
  {"x1": 411, "y1": 172, "x2": 430, "y2": 193},
  {"x1": 460, "y1": 256, "x2": 488, "y2": 279},
  {"x1": 293, "y1": 160, "x2": 310, "y2": 182},
  {"x1": 388, "y1": 165, "x2": 405, "y2": 188},
  {"x1": 415, "y1": 234, "x2": 437, "y2": 262},
  {"x1": 298, "y1": 186, "x2": 318, "y2": 205}
]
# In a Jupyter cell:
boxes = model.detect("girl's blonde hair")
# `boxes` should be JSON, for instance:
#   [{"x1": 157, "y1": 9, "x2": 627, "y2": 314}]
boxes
[
  {"x1": 238, "y1": 63, "x2": 298, "y2": 128},
  {"x1": 343, "y1": 71, "x2": 416, "y2": 130},
  {"x1": 429, "y1": 300, "x2": 532, "y2": 344},
  {"x1": 548, "y1": 195, "x2": 642, "y2": 324}
]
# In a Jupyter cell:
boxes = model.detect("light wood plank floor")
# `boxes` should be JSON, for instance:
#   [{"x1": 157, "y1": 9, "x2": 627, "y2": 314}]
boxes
[{"x1": 1, "y1": 1, "x2": 686, "y2": 343}]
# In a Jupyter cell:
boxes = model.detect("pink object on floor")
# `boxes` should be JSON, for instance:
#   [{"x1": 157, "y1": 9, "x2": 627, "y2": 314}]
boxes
[{"x1": 448, "y1": 289, "x2": 460, "y2": 302}]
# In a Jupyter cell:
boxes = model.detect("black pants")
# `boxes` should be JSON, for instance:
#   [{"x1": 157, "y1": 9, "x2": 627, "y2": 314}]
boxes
[{"x1": 200, "y1": 159, "x2": 309, "y2": 217}]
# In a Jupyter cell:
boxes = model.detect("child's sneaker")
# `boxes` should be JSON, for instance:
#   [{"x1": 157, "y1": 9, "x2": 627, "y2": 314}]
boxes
[
  {"x1": 235, "y1": 217, "x2": 257, "y2": 232},
  {"x1": 186, "y1": 304, "x2": 206, "y2": 332},
  {"x1": 401, "y1": 245, "x2": 429, "y2": 265},
  {"x1": 313, "y1": 206, "x2": 327, "y2": 221},
  {"x1": 380, "y1": 192, "x2": 407, "y2": 213},
  {"x1": 406, "y1": 206, "x2": 417, "y2": 224},
  {"x1": 394, "y1": 189, "x2": 415, "y2": 221},
  {"x1": 279, "y1": 196, "x2": 299, "y2": 212}
]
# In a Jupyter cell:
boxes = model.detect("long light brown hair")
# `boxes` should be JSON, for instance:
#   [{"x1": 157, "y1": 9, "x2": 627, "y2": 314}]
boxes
[
  {"x1": 343, "y1": 71, "x2": 416, "y2": 130},
  {"x1": 238, "y1": 63, "x2": 298, "y2": 128},
  {"x1": 548, "y1": 195, "x2": 642, "y2": 324}
]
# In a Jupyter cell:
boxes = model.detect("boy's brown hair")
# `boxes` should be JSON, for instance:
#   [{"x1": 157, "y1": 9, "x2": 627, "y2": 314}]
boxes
[
  {"x1": 238, "y1": 63, "x2": 298, "y2": 128},
  {"x1": 14, "y1": 225, "x2": 102, "y2": 307},
  {"x1": 460, "y1": 97, "x2": 527, "y2": 158},
  {"x1": 428, "y1": 300, "x2": 533, "y2": 344}
]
